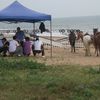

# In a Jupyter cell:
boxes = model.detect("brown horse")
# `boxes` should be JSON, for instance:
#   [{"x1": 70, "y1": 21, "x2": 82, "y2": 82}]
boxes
[
  {"x1": 93, "y1": 32, "x2": 100, "y2": 56},
  {"x1": 69, "y1": 30, "x2": 76, "y2": 53},
  {"x1": 76, "y1": 31, "x2": 84, "y2": 42}
]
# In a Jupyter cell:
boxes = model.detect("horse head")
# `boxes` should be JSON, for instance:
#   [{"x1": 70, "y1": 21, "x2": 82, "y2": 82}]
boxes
[{"x1": 76, "y1": 31, "x2": 83, "y2": 41}]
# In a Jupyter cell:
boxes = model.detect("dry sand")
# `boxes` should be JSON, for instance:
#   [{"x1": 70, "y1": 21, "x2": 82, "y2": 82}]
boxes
[{"x1": 35, "y1": 46, "x2": 100, "y2": 66}]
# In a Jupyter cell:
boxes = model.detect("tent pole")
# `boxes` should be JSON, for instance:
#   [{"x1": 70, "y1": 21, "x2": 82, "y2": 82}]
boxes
[
  {"x1": 50, "y1": 20, "x2": 52, "y2": 58},
  {"x1": 33, "y1": 23, "x2": 35, "y2": 35}
]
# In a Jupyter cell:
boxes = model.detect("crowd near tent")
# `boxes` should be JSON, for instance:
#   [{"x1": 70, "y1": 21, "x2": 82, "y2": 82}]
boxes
[{"x1": 0, "y1": 1, "x2": 53, "y2": 57}]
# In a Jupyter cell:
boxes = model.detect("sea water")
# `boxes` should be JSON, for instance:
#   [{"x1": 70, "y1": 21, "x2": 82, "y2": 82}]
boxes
[
  {"x1": 52, "y1": 16, "x2": 100, "y2": 34},
  {"x1": 0, "y1": 16, "x2": 100, "y2": 34}
]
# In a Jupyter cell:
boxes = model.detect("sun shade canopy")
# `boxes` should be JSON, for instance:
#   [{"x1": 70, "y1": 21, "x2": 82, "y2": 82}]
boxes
[{"x1": 0, "y1": 1, "x2": 51, "y2": 23}]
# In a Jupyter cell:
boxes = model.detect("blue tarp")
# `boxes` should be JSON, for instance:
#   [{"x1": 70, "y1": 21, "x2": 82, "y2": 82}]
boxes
[{"x1": 0, "y1": 1, "x2": 51, "y2": 23}]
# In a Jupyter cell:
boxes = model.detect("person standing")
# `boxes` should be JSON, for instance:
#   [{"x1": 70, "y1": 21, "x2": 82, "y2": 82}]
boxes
[
  {"x1": 15, "y1": 27, "x2": 25, "y2": 42},
  {"x1": 39, "y1": 22, "x2": 46, "y2": 33}
]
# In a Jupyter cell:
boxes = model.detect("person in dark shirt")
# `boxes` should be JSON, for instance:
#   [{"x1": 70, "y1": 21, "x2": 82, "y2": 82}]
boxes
[
  {"x1": 15, "y1": 27, "x2": 25, "y2": 42},
  {"x1": 39, "y1": 22, "x2": 46, "y2": 33}
]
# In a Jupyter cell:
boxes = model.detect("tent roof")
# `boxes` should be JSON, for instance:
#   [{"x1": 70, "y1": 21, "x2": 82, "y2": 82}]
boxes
[{"x1": 0, "y1": 1, "x2": 51, "y2": 23}]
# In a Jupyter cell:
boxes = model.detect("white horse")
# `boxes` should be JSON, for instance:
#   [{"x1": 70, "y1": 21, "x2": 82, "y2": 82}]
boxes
[
  {"x1": 83, "y1": 34, "x2": 92, "y2": 56},
  {"x1": 76, "y1": 32, "x2": 93, "y2": 56}
]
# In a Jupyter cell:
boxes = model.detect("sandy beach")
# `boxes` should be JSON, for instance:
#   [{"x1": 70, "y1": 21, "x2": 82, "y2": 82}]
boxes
[{"x1": 35, "y1": 46, "x2": 100, "y2": 66}]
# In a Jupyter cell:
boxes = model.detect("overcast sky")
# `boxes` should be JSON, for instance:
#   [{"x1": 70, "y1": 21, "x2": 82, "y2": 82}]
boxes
[{"x1": 0, "y1": 0, "x2": 100, "y2": 18}]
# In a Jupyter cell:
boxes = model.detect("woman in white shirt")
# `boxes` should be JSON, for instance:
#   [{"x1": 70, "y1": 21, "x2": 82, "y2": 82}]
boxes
[
  {"x1": 9, "y1": 36, "x2": 19, "y2": 56},
  {"x1": 32, "y1": 37, "x2": 45, "y2": 57}
]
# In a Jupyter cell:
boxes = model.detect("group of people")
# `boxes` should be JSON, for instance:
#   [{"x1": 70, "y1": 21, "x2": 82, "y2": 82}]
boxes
[{"x1": 0, "y1": 27, "x2": 45, "y2": 57}]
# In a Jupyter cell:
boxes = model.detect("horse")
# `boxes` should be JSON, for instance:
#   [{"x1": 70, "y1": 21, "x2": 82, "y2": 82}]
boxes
[
  {"x1": 76, "y1": 31, "x2": 83, "y2": 42},
  {"x1": 69, "y1": 30, "x2": 76, "y2": 53},
  {"x1": 93, "y1": 32, "x2": 100, "y2": 56},
  {"x1": 83, "y1": 33, "x2": 93, "y2": 56},
  {"x1": 76, "y1": 31, "x2": 93, "y2": 56}
]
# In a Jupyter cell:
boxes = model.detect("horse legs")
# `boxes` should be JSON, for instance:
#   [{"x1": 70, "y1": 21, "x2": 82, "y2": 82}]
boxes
[
  {"x1": 84, "y1": 42, "x2": 88, "y2": 56},
  {"x1": 71, "y1": 46, "x2": 73, "y2": 52},
  {"x1": 97, "y1": 45, "x2": 100, "y2": 56},
  {"x1": 96, "y1": 46, "x2": 100, "y2": 56},
  {"x1": 85, "y1": 48, "x2": 88, "y2": 56},
  {"x1": 73, "y1": 42, "x2": 75, "y2": 52},
  {"x1": 73, "y1": 43, "x2": 75, "y2": 52},
  {"x1": 85, "y1": 48, "x2": 90, "y2": 56},
  {"x1": 84, "y1": 43, "x2": 91, "y2": 56},
  {"x1": 71, "y1": 46, "x2": 75, "y2": 53},
  {"x1": 87, "y1": 45, "x2": 91, "y2": 56},
  {"x1": 95, "y1": 46, "x2": 99, "y2": 56},
  {"x1": 70, "y1": 42, "x2": 75, "y2": 53},
  {"x1": 96, "y1": 49, "x2": 99, "y2": 56}
]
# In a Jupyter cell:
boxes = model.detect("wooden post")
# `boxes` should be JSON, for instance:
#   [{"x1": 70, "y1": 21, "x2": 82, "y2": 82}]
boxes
[{"x1": 50, "y1": 20, "x2": 52, "y2": 58}]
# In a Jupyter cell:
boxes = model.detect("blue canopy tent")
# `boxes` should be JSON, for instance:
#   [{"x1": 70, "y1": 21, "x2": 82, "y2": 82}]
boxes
[
  {"x1": 0, "y1": 1, "x2": 53, "y2": 57},
  {"x1": 0, "y1": 1, "x2": 51, "y2": 22}
]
